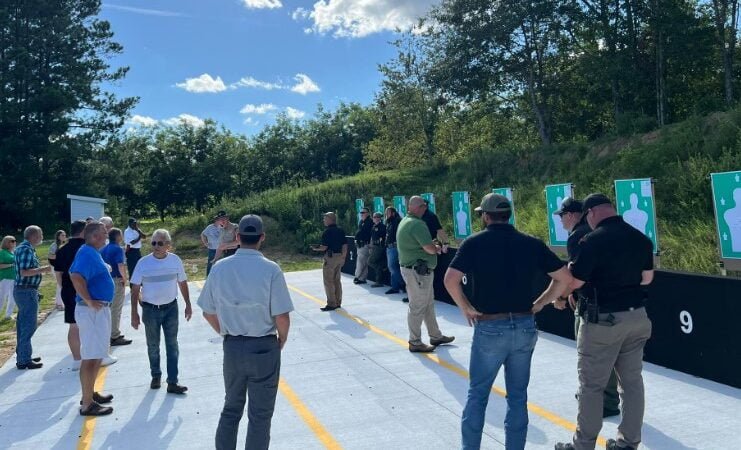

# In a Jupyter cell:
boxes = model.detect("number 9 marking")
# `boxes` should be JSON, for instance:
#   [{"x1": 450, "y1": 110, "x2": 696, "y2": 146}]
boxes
[{"x1": 679, "y1": 310, "x2": 693, "y2": 334}]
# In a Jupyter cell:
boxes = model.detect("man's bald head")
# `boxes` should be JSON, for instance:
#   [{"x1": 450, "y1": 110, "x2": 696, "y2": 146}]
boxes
[{"x1": 408, "y1": 196, "x2": 426, "y2": 218}]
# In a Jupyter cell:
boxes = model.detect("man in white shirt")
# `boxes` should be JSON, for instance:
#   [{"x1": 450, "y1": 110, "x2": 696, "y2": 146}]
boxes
[
  {"x1": 124, "y1": 218, "x2": 146, "y2": 284},
  {"x1": 130, "y1": 229, "x2": 192, "y2": 394},
  {"x1": 200, "y1": 215, "x2": 222, "y2": 276},
  {"x1": 198, "y1": 214, "x2": 293, "y2": 450}
]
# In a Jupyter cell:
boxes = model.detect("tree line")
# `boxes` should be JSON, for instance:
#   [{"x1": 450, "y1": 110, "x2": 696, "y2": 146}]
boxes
[{"x1": 1, "y1": 0, "x2": 739, "y2": 232}]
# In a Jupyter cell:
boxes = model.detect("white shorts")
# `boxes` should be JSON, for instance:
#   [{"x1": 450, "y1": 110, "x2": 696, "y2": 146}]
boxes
[{"x1": 75, "y1": 303, "x2": 112, "y2": 360}]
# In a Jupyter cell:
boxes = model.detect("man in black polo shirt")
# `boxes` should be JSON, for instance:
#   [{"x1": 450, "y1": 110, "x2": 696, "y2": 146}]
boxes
[
  {"x1": 311, "y1": 212, "x2": 347, "y2": 311},
  {"x1": 555, "y1": 197, "x2": 620, "y2": 418},
  {"x1": 444, "y1": 193, "x2": 572, "y2": 450},
  {"x1": 555, "y1": 194, "x2": 653, "y2": 450},
  {"x1": 353, "y1": 207, "x2": 373, "y2": 284},
  {"x1": 421, "y1": 200, "x2": 450, "y2": 252}
]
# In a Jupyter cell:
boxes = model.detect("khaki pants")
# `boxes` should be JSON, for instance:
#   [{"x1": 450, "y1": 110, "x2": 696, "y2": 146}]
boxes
[
  {"x1": 323, "y1": 254, "x2": 345, "y2": 307},
  {"x1": 401, "y1": 267, "x2": 442, "y2": 345},
  {"x1": 110, "y1": 280, "x2": 126, "y2": 340},
  {"x1": 354, "y1": 245, "x2": 370, "y2": 281},
  {"x1": 573, "y1": 307, "x2": 652, "y2": 450}
]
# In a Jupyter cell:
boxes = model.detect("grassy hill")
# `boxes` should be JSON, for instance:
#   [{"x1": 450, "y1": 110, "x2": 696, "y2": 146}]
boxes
[{"x1": 172, "y1": 108, "x2": 741, "y2": 276}]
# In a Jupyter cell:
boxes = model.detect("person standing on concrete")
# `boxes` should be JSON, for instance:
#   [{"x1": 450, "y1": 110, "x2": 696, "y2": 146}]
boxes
[
  {"x1": 555, "y1": 194, "x2": 654, "y2": 450},
  {"x1": 14, "y1": 225, "x2": 52, "y2": 369},
  {"x1": 397, "y1": 196, "x2": 454, "y2": 353},
  {"x1": 311, "y1": 212, "x2": 347, "y2": 311},
  {"x1": 69, "y1": 221, "x2": 116, "y2": 416},
  {"x1": 201, "y1": 214, "x2": 222, "y2": 276},
  {"x1": 444, "y1": 193, "x2": 572, "y2": 450},
  {"x1": 554, "y1": 197, "x2": 620, "y2": 418},
  {"x1": 213, "y1": 211, "x2": 239, "y2": 262},
  {"x1": 198, "y1": 214, "x2": 294, "y2": 450},
  {"x1": 384, "y1": 207, "x2": 405, "y2": 295},
  {"x1": 353, "y1": 207, "x2": 373, "y2": 284},
  {"x1": 124, "y1": 218, "x2": 146, "y2": 283},
  {"x1": 130, "y1": 229, "x2": 191, "y2": 394},
  {"x1": 369, "y1": 212, "x2": 387, "y2": 288},
  {"x1": 101, "y1": 228, "x2": 132, "y2": 347},
  {"x1": 0, "y1": 236, "x2": 17, "y2": 319}
]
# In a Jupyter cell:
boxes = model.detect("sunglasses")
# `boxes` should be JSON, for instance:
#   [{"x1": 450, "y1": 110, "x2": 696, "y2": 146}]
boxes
[
  {"x1": 8, "y1": 239, "x2": 16, "y2": 243},
  {"x1": 151, "y1": 241, "x2": 167, "y2": 247}
]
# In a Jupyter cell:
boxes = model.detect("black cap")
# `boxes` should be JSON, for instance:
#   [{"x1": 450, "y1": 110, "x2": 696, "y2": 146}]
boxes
[
  {"x1": 554, "y1": 197, "x2": 583, "y2": 215},
  {"x1": 212, "y1": 210, "x2": 228, "y2": 221},
  {"x1": 128, "y1": 217, "x2": 137, "y2": 226},
  {"x1": 582, "y1": 193, "x2": 612, "y2": 211}
]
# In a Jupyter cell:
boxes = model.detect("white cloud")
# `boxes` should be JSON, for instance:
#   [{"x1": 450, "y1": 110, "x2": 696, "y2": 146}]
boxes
[
  {"x1": 231, "y1": 76, "x2": 284, "y2": 90},
  {"x1": 105, "y1": 4, "x2": 188, "y2": 17},
  {"x1": 290, "y1": 73, "x2": 320, "y2": 95},
  {"x1": 285, "y1": 107, "x2": 306, "y2": 119},
  {"x1": 294, "y1": 0, "x2": 439, "y2": 38},
  {"x1": 243, "y1": 117, "x2": 261, "y2": 126},
  {"x1": 240, "y1": 103, "x2": 278, "y2": 115},
  {"x1": 175, "y1": 73, "x2": 227, "y2": 93},
  {"x1": 163, "y1": 114, "x2": 205, "y2": 127},
  {"x1": 129, "y1": 115, "x2": 158, "y2": 127},
  {"x1": 242, "y1": 0, "x2": 282, "y2": 9}
]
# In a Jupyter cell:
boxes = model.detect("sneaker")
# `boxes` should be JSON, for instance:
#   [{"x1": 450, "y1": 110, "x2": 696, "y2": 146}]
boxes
[
  {"x1": 554, "y1": 443, "x2": 575, "y2": 450},
  {"x1": 71, "y1": 360, "x2": 81, "y2": 371},
  {"x1": 150, "y1": 377, "x2": 161, "y2": 389},
  {"x1": 16, "y1": 361, "x2": 43, "y2": 370},
  {"x1": 430, "y1": 335, "x2": 455, "y2": 346},
  {"x1": 385, "y1": 289, "x2": 400, "y2": 295},
  {"x1": 110, "y1": 336, "x2": 132, "y2": 346},
  {"x1": 606, "y1": 439, "x2": 635, "y2": 450},
  {"x1": 101, "y1": 355, "x2": 118, "y2": 367},
  {"x1": 167, "y1": 383, "x2": 188, "y2": 394},
  {"x1": 408, "y1": 343, "x2": 436, "y2": 353}
]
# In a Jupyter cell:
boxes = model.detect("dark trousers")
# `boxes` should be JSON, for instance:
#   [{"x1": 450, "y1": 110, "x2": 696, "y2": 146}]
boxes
[
  {"x1": 14, "y1": 287, "x2": 39, "y2": 365},
  {"x1": 142, "y1": 301, "x2": 179, "y2": 384},
  {"x1": 216, "y1": 335, "x2": 280, "y2": 450},
  {"x1": 126, "y1": 248, "x2": 141, "y2": 281},
  {"x1": 207, "y1": 249, "x2": 217, "y2": 276}
]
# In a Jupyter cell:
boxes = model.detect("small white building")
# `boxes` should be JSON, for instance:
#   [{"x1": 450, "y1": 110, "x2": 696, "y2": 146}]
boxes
[{"x1": 66, "y1": 194, "x2": 107, "y2": 223}]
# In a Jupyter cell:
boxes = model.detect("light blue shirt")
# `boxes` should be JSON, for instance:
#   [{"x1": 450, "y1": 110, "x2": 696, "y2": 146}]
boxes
[{"x1": 197, "y1": 249, "x2": 294, "y2": 337}]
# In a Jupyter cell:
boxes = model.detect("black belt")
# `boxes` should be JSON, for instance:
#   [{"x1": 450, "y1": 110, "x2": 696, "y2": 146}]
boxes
[
  {"x1": 224, "y1": 335, "x2": 276, "y2": 340},
  {"x1": 478, "y1": 312, "x2": 533, "y2": 321},
  {"x1": 596, "y1": 305, "x2": 645, "y2": 314},
  {"x1": 141, "y1": 299, "x2": 177, "y2": 309}
]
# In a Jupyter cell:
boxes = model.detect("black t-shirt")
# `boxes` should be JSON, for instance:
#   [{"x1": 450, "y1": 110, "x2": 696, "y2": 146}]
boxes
[
  {"x1": 421, "y1": 209, "x2": 443, "y2": 239},
  {"x1": 54, "y1": 237, "x2": 85, "y2": 302},
  {"x1": 321, "y1": 224, "x2": 346, "y2": 253},
  {"x1": 571, "y1": 216, "x2": 653, "y2": 307},
  {"x1": 567, "y1": 216, "x2": 591, "y2": 261},
  {"x1": 386, "y1": 216, "x2": 401, "y2": 244},
  {"x1": 355, "y1": 217, "x2": 373, "y2": 242},
  {"x1": 448, "y1": 224, "x2": 565, "y2": 314},
  {"x1": 371, "y1": 222, "x2": 386, "y2": 245}
]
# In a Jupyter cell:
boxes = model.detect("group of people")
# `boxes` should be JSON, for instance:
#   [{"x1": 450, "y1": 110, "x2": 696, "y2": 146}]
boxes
[{"x1": 312, "y1": 193, "x2": 652, "y2": 450}]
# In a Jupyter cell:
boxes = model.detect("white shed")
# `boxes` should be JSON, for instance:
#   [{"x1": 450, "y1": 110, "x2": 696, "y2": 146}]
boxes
[{"x1": 66, "y1": 194, "x2": 107, "y2": 223}]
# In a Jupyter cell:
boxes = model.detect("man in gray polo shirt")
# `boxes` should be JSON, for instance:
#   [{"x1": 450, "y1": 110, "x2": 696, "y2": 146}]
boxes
[{"x1": 197, "y1": 214, "x2": 294, "y2": 450}]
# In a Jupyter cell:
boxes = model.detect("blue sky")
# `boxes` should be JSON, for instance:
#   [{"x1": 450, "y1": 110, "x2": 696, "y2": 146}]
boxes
[{"x1": 99, "y1": 0, "x2": 439, "y2": 134}]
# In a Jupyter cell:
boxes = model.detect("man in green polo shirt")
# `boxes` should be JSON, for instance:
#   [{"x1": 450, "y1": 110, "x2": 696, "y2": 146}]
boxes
[{"x1": 397, "y1": 196, "x2": 454, "y2": 353}]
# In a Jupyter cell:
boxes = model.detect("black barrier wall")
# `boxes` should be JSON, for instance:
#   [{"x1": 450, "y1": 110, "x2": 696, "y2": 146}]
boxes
[{"x1": 340, "y1": 237, "x2": 741, "y2": 388}]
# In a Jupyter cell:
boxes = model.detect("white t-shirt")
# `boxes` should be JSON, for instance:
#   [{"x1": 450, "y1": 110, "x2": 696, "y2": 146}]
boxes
[
  {"x1": 131, "y1": 253, "x2": 187, "y2": 305},
  {"x1": 124, "y1": 227, "x2": 143, "y2": 249}
]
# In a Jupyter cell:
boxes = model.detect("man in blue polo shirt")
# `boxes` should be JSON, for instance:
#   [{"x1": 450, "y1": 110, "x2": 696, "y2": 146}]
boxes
[{"x1": 70, "y1": 222, "x2": 116, "y2": 417}]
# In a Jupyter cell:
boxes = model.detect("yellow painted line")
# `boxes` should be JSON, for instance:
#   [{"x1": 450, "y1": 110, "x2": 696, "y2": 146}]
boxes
[
  {"x1": 76, "y1": 366, "x2": 109, "y2": 450},
  {"x1": 279, "y1": 378, "x2": 343, "y2": 450},
  {"x1": 288, "y1": 284, "x2": 605, "y2": 446}
]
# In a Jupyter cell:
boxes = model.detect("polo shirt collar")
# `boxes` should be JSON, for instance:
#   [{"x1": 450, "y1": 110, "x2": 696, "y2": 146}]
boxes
[
  {"x1": 596, "y1": 215, "x2": 624, "y2": 229},
  {"x1": 236, "y1": 248, "x2": 262, "y2": 256},
  {"x1": 486, "y1": 223, "x2": 515, "y2": 232}
]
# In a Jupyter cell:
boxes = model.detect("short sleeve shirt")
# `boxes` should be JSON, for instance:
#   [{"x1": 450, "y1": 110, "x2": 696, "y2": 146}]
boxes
[
  {"x1": 567, "y1": 217, "x2": 591, "y2": 261},
  {"x1": 0, "y1": 249, "x2": 15, "y2": 280},
  {"x1": 397, "y1": 215, "x2": 437, "y2": 269},
  {"x1": 124, "y1": 227, "x2": 143, "y2": 249},
  {"x1": 197, "y1": 249, "x2": 294, "y2": 337},
  {"x1": 321, "y1": 224, "x2": 346, "y2": 253},
  {"x1": 131, "y1": 253, "x2": 188, "y2": 305},
  {"x1": 14, "y1": 241, "x2": 41, "y2": 288},
  {"x1": 70, "y1": 244, "x2": 115, "y2": 304},
  {"x1": 202, "y1": 224, "x2": 221, "y2": 250},
  {"x1": 219, "y1": 222, "x2": 238, "y2": 246},
  {"x1": 448, "y1": 224, "x2": 565, "y2": 313},
  {"x1": 421, "y1": 210, "x2": 443, "y2": 239},
  {"x1": 570, "y1": 216, "x2": 653, "y2": 306},
  {"x1": 54, "y1": 238, "x2": 85, "y2": 301},
  {"x1": 101, "y1": 243, "x2": 125, "y2": 278},
  {"x1": 355, "y1": 217, "x2": 373, "y2": 242}
]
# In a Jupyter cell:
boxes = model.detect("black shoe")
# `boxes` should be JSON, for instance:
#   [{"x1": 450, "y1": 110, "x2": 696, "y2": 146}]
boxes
[
  {"x1": 371, "y1": 283, "x2": 383, "y2": 288},
  {"x1": 352, "y1": 278, "x2": 360, "y2": 283},
  {"x1": 80, "y1": 392, "x2": 114, "y2": 405},
  {"x1": 320, "y1": 305, "x2": 339, "y2": 311},
  {"x1": 32, "y1": 357, "x2": 41, "y2": 362},
  {"x1": 554, "y1": 443, "x2": 575, "y2": 450},
  {"x1": 355, "y1": 280, "x2": 367, "y2": 285},
  {"x1": 430, "y1": 335, "x2": 455, "y2": 346},
  {"x1": 150, "y1": 377, "x2": 161, "y2": 389},
  {"x1": 603, "y1": 408, "x2": 620, "y2": 418},
  {"x1": 408, "y1": 343, "x2": 436, "y2": 353},
  {"x1": 80, "y1": 401, "x2": 113, "y2": 416},
  {"x1": 606, "y1": 439, "x2": 635, "y2": 450},
  {"x1": 167, "y1": 383, "x2": 188, "y2": 394},
  {"x1": 385, "y1": 289, "x2": 399, "y2": 294},
  {"x1": 110, "y1": 336, "x2": 132, "y2": 346},
  {"x1": 16, "y1": 361, "x2": 43, "y2": 370},
  {"x1": 402, "y1": 297, "x2": 409, "y2": 303}
]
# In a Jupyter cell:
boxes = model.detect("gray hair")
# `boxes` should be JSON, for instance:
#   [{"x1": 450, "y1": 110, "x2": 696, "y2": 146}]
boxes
[
  {"x1": 83, "y1": 222, "x2": 106, "y2": 242},
  {"x1": 99, "y1": 216, "x2": 113, "y2": 227},
  {"x1": 152, "y1": 229, "x2": 172, "y2": 242},
  {"x1": 408, "y1": 196, "x2": 425, "y2": 208},
  {"x1": 23, "y1": 225, "x2": 42, "y2": 240}
]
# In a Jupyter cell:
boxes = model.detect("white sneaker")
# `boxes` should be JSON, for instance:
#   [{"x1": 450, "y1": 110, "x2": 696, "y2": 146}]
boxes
[
  {"x1": 101, "y1": 355, "x2": 118, "y2": 367},
  {"x1": 71, "y1": 360, "x2": 81, "y2": 371}
]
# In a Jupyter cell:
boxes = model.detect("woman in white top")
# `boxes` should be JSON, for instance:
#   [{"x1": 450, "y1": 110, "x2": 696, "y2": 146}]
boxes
[{"x1": 48, "y1": 229, "x2": 67, "y2": 311}]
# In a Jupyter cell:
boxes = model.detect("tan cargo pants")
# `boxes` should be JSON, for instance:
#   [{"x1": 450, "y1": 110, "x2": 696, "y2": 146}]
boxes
[{"x1": 323, "y1": 253, "x2": 345, "y2": 307}]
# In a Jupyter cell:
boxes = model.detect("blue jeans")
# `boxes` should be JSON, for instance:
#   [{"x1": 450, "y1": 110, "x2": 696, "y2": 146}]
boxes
[
  {"x1": 142, "y1": 301, "x2": 180, "y2": 384},
  {"x1": 462, "y1": 316, "x2": 538, "y2": 450},
  {"x1": 207, "y1": 249, "x2": 217, "y2": 276},
  {"x1": 386, "y1": 247, "x2": 404, "y2": 290},
  {"x1": 14, "y1": 287, "x2": 39, "y2": 365}
]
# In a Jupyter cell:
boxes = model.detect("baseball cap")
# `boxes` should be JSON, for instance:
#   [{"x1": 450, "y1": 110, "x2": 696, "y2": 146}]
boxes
[
  {"x1": 554, "y1": 197, "x2": 583, "y2": 215},
  {"x1": 128, "y1": 217, "x2": 137, "y2": 226},
  {"x1": 582, "y1": 193, "x2": 613, "y2": 211},
  {"x1": 474, "y1": 193, "x2": 511, "y2": 213},
  {"x1": 213, "y1": 210, "x2": 228, "y2": 221},
  {"x1": 238, "y1": 214, "x2": 263, "y2": 236}
]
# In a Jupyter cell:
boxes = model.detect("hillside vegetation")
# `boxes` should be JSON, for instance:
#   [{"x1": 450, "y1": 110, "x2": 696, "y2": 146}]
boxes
[{"x1": 172, "y1": 109, "x2": 741, "y2": 276}]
